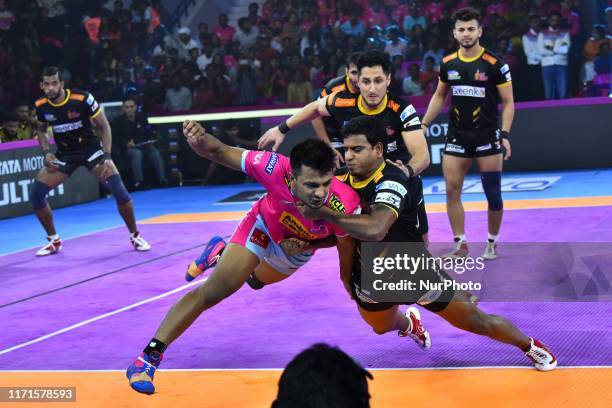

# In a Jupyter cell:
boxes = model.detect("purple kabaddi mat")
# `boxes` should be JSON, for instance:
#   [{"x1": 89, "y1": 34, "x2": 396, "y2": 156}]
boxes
[{"x1": 1, "y1": 206, "x2": 611, "y2": 370}]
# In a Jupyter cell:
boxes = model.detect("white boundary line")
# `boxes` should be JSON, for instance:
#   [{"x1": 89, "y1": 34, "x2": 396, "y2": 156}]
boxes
[
  {"x1": 0, "y1": 279, "x2": 206, "y2": 356},
  {"x1": 1, "y1": 366, "x2": 611, "y2": 373}
]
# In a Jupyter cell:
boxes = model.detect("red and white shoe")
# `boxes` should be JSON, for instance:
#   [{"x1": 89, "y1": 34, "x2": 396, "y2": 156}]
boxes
[
  {"x1": 525, "y1": 338, "x2": 558, "y2": 371},
  {"x1": 131, "y1": 232, "x2": 151, "y2": 252},
  {"x1": 445, "y1": 241, "x2": 469, "y2": 259},
  {"x1": 398, "y1": 306, "x2": 431, "y2": 350},
  {"x1": 36, "y1": 237, "x2": 62, "y2": 256}
]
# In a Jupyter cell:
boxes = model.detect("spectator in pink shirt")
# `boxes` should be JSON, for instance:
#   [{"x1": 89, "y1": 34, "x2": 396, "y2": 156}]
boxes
[
  {"x1": 362, "y1": 0, "x2": 389, "y2": 28},
  {"x1": 212, "y1": 14, "x2": 236, "y2": 46},
  {"x1": 486, "y1": 0, "x2": 509, "y2": 18},
  {"x1": 560, "y1": 0, "x2": 580, "y2": 36},
  {"x1": 424, "y1": 0, "x2": 443, "y2": 24}
]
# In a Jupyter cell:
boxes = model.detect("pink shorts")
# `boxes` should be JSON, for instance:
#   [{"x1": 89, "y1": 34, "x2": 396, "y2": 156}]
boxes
[{"x1": 230, "y1": 209, "x2": 313, "y2": 276}]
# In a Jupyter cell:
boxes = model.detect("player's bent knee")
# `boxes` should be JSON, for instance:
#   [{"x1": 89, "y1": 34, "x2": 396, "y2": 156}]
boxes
[
  {"x1": 105, "y1": 174, "x2": 131, "y2": 205},
  {"x1": 481, "y1": 171, "x2": 503, "y2": 211},
  {"x1": 30, "y1": 180, "x2": 51, "y2": 210}
]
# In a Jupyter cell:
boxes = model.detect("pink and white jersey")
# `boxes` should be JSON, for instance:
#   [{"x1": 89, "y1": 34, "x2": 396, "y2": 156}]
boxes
[{"x1": 241, "y1": 150, "x2": 361, "y2": 244}]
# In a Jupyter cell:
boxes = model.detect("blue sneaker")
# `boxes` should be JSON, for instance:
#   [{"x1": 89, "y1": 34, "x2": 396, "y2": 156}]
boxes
[
  {"x1": 126, "y1": 352, "x2": 163, "y2": 394},
  {"x1": 186, "y1": 236, "x2": 226, "y2": 281}
]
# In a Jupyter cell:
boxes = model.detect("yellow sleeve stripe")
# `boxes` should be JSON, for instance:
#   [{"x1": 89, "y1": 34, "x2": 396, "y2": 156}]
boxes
[
  {"x1": 497, "y1": 81, "x2": 512, "y2": 88},
  {"x1": 374, "y1": 202, "x2": 399, "y2": 218},
  {"x1": 90, "y1": 109, "x2": 102, "y2": 119}
]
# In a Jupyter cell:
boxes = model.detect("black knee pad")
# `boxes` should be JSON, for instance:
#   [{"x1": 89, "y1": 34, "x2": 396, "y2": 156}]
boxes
[
  {"x1": 481, "y1": 172, "x2": 503, "y2": 211},
  {"x1": 30, "y1": 180, "x2": 51, "y2": 210},
  {"x1": 105, "y1": 174, "x2": 131, "y2": 205}
]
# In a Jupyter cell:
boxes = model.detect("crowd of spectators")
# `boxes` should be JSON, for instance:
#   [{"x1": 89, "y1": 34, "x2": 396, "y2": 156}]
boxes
[{"x1": 0, "y1": 0, "x2": 611, "y2": 143}]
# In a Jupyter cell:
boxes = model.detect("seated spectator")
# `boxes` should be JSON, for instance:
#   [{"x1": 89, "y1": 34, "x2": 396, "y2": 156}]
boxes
[
  {"x1": 213, "y1": 75, "x2": 234, "y2": 107},
  {"x1": 287, "y1": 70, "x2": 313, "y2": 104},
  {"x1": 583, "y1": 25, "x2": 609, "y2": 82},
  {"x1": 212, "y1": 14, "x2": 235, "y2": 46},
  {"x1": 422, "y1": 36, "x2": 444, "y2": 69},
  {"x1": 384, "y1": 26, "x2": 408, "y2": 58},
  {"x1": 420, "y1": 56, "x2": 438, "y2": 94},
  {"x1": 197, "y1": 43, "x2": 215, "y2": 73},
  {"x1": 341, "y1": 12, "x2": 366, "y2": 39},
  {"x1": 234, "y1": 17, "x2": 259, "y2": 54},
  {"x1": 175, "y1": 27, "x2": 199, "y2": 61},
  {"x1": 271, "y1": 343, "x2": 372, "y2": 408},
  {"x1": 403, "y1": 3, "x2": 427, "y2": 32},
  {"x1": 423, "y1": 0, "x2": 443, "y2": 24},
  {"x1": 192, "y1": 77, "x2": 215, "y2": 111},
  {"x1": 403, "y1": 63, "x2": 424, "y2": 96},
  {"x1": 362, "y1": 0, "x2": 388, "y2": 29},
  {"x1": 14, "y1": 102, "x2": 35, "y2": 140},
  {"x1": 112, "y1": 98, "x2": 167, "y2": 189},
  {"x1": 0, "y1": 112, "x2": 21, "y2": 143},
  {"x1": 164, "y1": 76, "x2": 192, "y2": 111}
]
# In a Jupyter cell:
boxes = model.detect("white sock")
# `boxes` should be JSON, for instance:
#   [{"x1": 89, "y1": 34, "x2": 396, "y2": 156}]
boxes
[
  {"x1": 48, "y1": 234, "x2": 59, "y2": 241},
  {"x1": 454, "y1": 234, "x2": 466, "y2": 243},
  {"x1": 488, "y1": 233, "x2": 498, "y2": 242}
]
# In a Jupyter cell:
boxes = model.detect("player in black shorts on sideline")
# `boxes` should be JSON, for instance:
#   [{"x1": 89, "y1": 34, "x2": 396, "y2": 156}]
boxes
[
  {"x1": 422, "y1": 8, "x2": 514, "y2": 259},
  {"x1": 31, "y1": 66, "x2": 151, "y2": 256},
  {"x1": 311, "y1": 51, "x2": 361, "y2": 164},
  {"x1": 259, "y1": 50, "x2": 431, "y2": 242},
  {"x1": 297, "y1": 116, "x2": 557, "y2": 371}
]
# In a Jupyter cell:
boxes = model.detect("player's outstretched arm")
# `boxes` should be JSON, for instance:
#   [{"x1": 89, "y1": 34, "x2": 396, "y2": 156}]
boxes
[
  {"x1": 298, "y1": 203, "x2": 397, "y2": 242},
  {"x1": 257, "y1": 97, "x2": 331, "y2": 151},
  {"x1": 183, "y1": 120, "x2": 245, "y2": 172}
]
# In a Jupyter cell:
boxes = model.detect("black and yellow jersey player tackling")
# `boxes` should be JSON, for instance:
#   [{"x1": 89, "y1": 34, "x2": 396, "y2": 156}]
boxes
[{"x1": 438, "y1": 47, "x2": 512, "y2": 157}]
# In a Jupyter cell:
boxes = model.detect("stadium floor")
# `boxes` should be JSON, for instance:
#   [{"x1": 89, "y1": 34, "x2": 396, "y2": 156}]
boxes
[{"x1": 1, "y1": 168, "x2": 611, "y2": 407}]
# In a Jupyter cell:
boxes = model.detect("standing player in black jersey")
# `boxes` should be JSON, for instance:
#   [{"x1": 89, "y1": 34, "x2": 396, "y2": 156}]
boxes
[
  {"x1": 422, "y1": 8, "x2": 514, "y2": 260},
  {"x1": 258, "y1": 50, "x2": 431, "y2": 241},
  {"x1": 297, "y1": 116, "x2": 557, "y2": 371},
  {"x1": 311, "y1": 52, "x2": 361, "y2": 163},
  {"x1": 31, "y1": 66, "x2": 151, "y2": 256}
]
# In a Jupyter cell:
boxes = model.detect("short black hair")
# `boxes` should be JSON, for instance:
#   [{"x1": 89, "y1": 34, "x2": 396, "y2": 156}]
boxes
[
  {"x1": 342, "y1": 116, "x2": 386, "y2": 151},
  {"x1": 549, "y1": 11, "x2": 561, "y2": 19},
  {"x1": 123, "y1": 97, "x2": 137, "y2": 105},
  {"x1": 356, "y1": 50, "x2": 391, "y2": 75},
  {"x1": 451, "y1": 7, "x2": 481, "y2": 27},
  {"x1": 289, "y1": 138, "x2": 335, "y2": 176},
  {"x1": 41, "y1": 66, "x2": 62, "y2": 81},
  {"x1": 272, "y1": 343, "x2": 372, "y2": 408},
  {"x1": 349, "y1": 51, "x2": 362, "y2": 65}
]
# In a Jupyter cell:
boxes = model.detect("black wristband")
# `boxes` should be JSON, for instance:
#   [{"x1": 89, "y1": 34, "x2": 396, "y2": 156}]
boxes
[
  {"x1": 406, "y1": 164, "x2": 415, "y2": 178},
  {"x1": 500, "y1": 130, "x2": 509, "y2": 140},
  {"x1": 278, "y1": 120, "x2": 291, "y2": 134},
  {"x1": 103, "y1": 152, "x2": 112, "y2": 160}
]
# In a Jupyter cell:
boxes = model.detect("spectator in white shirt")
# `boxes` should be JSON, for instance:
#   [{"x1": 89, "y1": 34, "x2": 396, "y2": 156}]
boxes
[
  {"x1": 233, "y1": 17, "x2": 259, "y2": 53},
  {"x1": 197, "y1": 43, "x2": 215, "y2": 73},
  {"x1": 384, "y1": 26, "x2": 408, "y2": 57},
  {"x1": 522, "y1": 14, "x2": 544, "y2": 100},
  {"x1": 538, "y1": 11, "x2": 570, "y2": 99},
  {"x1": 402, "y1": 63, "x2": 424, "y2": 96}
]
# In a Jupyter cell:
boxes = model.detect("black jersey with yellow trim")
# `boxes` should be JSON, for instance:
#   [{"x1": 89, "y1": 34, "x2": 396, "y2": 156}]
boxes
[
  {"x1": 318, "y1": 75, "x2": 359, "y2": 148},
  {"x1": 35, "y1": 89, "x2": 103, "y2": 154},
  {"x1": 326, "y1": 90, "x2": 422, "y2": 162},
  {"x1": 336, "y1": 161, "x2": 421, "y2": 243},
  {"x1": 439, "y1": 48, "x2": 511, "y2": 131}
]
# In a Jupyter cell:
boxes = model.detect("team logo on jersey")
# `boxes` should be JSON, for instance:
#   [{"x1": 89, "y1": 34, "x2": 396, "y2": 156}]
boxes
[
  {"x1": 328, "y1": 193, "x2": 346, "y2": 213},
  {"x1": 385, "y1": 126, "x2": 395, "y2": 136},
  {"x1": 249, "y1": 228, "x2": 270, "y2": 249},
  {"x1": 265, "y1": 153, "x2": 279, "y2": 175},
  {"x1": 67, "y1": 110, "x2": 81, "y2": 119},
  {"x1": 448, "y1": 70, "x2": 461, "y2": 80},
  {"x1": 44, "y1": 114, "x2": 57, "y2": 121},
  {"x1": 474, "y1": 70, "x2": 489, "y2": 81},
  {"x1": 280, "y1": 211, "x2": 317, "y2": 240},
  {"x1": 399, "y1": 104, "x2": 416, "y2": 121},
  {"x1": 309, "y1": 221, "x2": 330, "y2": 234}
]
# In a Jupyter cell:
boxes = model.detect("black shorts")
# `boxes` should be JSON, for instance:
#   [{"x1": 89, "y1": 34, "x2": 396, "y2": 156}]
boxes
[
  {"x1": 412, "y1": 176, "x2": 429, "y2": 236},
  {"x1": 350, "y1": 264, "x2": 455, "y2": 314},
  {"x1": 55, "y1": 145, "x2": 105, "y2": 176},
  {"x1": 444, "y1": 126, "x2": 502, "y2": 158}
]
